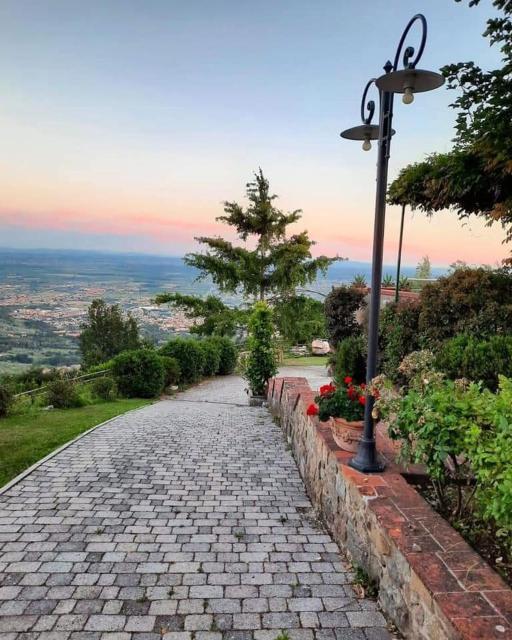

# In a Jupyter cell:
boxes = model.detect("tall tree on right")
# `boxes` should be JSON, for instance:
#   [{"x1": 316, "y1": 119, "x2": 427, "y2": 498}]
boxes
[{"x1": 388, "y1": 0, "x2": 512, "y2": 260}]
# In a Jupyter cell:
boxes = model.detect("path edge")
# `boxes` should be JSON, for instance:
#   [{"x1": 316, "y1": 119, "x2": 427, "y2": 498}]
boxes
[{"x1": 0, "y1": 402, "x2": 156, "y2": 497}]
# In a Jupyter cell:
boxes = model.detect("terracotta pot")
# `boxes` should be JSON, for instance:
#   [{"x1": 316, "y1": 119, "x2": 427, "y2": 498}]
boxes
[{"x1": 330, "y1": 416, "x2": 364, "y2": 453}]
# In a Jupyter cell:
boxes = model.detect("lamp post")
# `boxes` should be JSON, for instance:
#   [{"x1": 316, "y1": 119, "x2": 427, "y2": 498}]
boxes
[
  {"x1": 340, "y1": 14, "x2": 444, "y2": 473},
  {"x1": 395, "y1": 203, "x2": 406, "y2": 303}
]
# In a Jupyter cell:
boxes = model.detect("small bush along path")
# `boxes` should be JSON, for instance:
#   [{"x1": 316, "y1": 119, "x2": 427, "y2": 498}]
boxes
[{"x1": 0, "y1": 398, "x2": 150, "y2": 488}]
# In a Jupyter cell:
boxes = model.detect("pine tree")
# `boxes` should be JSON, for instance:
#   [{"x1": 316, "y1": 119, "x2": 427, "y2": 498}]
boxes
[{"x1": 185, "y1": 169, "x2": 340, "y2": 301}]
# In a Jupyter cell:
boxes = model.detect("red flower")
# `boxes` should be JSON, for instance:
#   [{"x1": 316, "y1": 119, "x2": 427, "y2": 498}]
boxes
[
  {"x1": 347, "y1": 386, "x2": 358, "y2": 400},
  {"x1": 358, "y1": 396, "x2": 366, "y2": 406},
  {"x1": 319, "y1": 383, "x2": 336, "y2": 396},
  {"x1": 360, "y1": 383, "x2": 366, "y2": 390},
  {"x1": 306, "y1": 403, "x2": 319, "y2": 416},
  {"x1": 344, "y1": 376, "x2": 353, "y2": 385}
]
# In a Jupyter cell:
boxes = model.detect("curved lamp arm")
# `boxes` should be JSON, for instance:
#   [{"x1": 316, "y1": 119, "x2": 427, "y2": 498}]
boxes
[{"x1": 392, "y1": 13, "x2": 427, "y2": 71}]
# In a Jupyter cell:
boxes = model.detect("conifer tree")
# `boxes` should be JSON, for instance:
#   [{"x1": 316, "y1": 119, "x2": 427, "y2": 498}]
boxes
[{"x1": 185, "y1": 169, "x2": 340, "y2": 300}]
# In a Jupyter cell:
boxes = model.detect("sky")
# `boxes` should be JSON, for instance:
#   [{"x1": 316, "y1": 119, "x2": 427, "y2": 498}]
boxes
[{"x1": 0, "y1": 0, "x2": 507, "y2": 267}]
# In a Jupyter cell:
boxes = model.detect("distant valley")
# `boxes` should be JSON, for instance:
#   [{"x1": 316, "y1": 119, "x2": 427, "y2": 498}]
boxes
[{"x1": 0, "y1": 248, "x2": 443, "y2": 373}]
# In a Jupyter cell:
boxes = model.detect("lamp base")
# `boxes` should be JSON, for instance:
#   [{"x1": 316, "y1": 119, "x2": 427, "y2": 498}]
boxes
[{"x1": 348, "y1": 438, "x2": 385, "y2": 473}]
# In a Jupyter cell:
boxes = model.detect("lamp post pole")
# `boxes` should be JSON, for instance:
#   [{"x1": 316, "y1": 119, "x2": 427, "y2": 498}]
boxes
[
  {"x1": 349, "y1": 71, "x2": 394, "y2": 473},
  {"x1": 395, "y1": 203, "x2": 406, "y2": 303},
  {"x1": 340, "y1": 14, "x2": 444, "y2": 473}
]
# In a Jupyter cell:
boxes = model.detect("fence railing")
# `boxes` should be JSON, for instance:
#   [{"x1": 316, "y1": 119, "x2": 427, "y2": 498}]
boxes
[{"x1": 13, "y1": 369, "x2": 110, "y2": 403}]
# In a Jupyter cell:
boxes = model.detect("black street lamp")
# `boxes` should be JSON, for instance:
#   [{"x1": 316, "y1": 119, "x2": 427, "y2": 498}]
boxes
[{"x1": 340, "y1": 14, "x2": 444, "y2": 473}]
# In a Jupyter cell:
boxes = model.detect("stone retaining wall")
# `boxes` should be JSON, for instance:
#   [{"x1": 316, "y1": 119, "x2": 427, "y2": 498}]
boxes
[{"x1": 267, "y1": 376, "x2": 512, "y2": 640}]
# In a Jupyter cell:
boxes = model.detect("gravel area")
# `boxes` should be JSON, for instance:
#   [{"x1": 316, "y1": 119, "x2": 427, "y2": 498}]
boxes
[{"x1": 0, "y1": 374, "x2": 389, "y2": 640}]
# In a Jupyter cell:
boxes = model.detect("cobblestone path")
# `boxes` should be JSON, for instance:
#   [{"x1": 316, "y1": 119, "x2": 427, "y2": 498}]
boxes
[{"x1": 0, "y1": 376, "x2": 390, "y2": 640}]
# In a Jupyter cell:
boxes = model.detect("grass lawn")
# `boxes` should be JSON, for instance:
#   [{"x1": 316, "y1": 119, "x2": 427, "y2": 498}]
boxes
[
  {"x1": 282, "y1": 355, "x2": 329, "y2": 367},
  {"x1": 0, "y1": 398, "x2": 151, "y2": 488}
]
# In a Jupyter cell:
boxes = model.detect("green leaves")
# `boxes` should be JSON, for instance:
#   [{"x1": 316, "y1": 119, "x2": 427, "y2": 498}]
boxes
[
  {"x1": 184, "y1": 170, "x2": 340, "y2": 300},
  {"x1": 243, "y1": 302, "x2": 278, "y2": 396}
]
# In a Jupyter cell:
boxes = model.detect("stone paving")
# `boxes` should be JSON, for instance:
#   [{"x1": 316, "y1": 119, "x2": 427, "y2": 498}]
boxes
[{"x1": 0, "y1": 375, "x2": 390, "y2": 640}]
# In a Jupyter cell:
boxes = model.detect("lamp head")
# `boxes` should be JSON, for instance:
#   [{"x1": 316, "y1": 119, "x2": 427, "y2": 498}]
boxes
[{"x1": 376, "y1": 68, "x2": 444, "y2": 97}]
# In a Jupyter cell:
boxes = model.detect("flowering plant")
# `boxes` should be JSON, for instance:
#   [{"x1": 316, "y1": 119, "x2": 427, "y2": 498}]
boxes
[{"x1": 313, "y1": 376, "x2": 366, "y2": 422}]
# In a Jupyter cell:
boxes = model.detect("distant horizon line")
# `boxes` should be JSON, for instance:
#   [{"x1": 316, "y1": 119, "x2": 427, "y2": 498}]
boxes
[{"x1": 0, "y1": 244, "x2": 449, "y2": 270}]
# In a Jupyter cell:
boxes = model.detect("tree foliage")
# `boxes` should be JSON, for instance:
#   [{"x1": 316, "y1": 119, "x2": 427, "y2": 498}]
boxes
[
  {"x1": 324, "y1": 286, "x2": 366, "y2": 348},
  {"x1": 243, "y1": 302, "x2": 278, "y2": 396},
  {"x1": 79, "y1": 299, "x2": 141, "y2": 367},
  {"x1": 387, "y1": 0, "x2": 512, "y2": 257},
  {"x1": 415, "y1": 255, "x2": 432, "y2": 280},
  {"x1": 273, "y1": 295, "x2": 326, "y2": 345},
  {"x1": 155, "y1": 293, "x2": 244, "y2": 337},
  {"x1": 185, "y1": 169, "x2": 340, "y2": 300}
]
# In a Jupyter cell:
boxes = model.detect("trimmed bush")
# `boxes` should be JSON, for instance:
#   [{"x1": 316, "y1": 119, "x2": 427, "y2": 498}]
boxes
[
  {"x1": 211, "y1": 336, "x2": 238, "y2": 375},
  {"x1": 333, "y1": 336, "x2": 366, "y2": 385},
  {"x1": 379, "y1": 300, "x2": 421, "y2": 381},
  {"x1": 324, "y1": 285, "x2": 366, "y2": 348},
  {"x1": 46, "y1": 378, "x2": 84, "y2": 409},
  {"x1": 244, "y1": 302, "x2": 278, "y2": 396},
  {"x1": 419, "y1": 267, "x2": 512, "y2": 346},
  {"x1": 112, "y1": 349, "x2": 165, "y2": 398},
  {"x1": 436, "y1": 334, "x2": 512, "y2": 391},
  {"x1": 0, "y1": 386, "x2": 13, "y2": 418},
  {"x1": 160, "y1": 356, "x2": 181, "y2": 388},
  {"x1": 91, "y1": 376, "x2": 117, "y2": 401},
  {"x1": 160, "y1": 338, "x2": 205, "y2": 384},
  {"x1": 199, "y1": 339, "x2": 221, "y2": 377}
]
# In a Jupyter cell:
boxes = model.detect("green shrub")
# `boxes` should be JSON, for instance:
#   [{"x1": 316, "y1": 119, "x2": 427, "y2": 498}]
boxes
[
  {"x1": 86, "y1": 359, "x2": 116, "y2": 374},
  {"x1": 46, "y1": 378, "x2": 84, "y2": 409},
  {"x1": 333, "y1": 336, "x2": 366, "y2": 385},
  {"x1": 419, "y1": 267, "x2": 512, "y2": 346},
  {"x1": 199, "y1": 339, "x2": 221, "y2": 377},
  {"x1": 465, "y1": 376, "x2": 512, "y2": 532},
  {"x1": 91, "y1": 376, "x2": 117, "y2": 401},
  {"x1": 0, "y1": 386, "x2": 13, "y2": 417},
  {"x1": 324, "y1": 285, "x2": 366, "y2": 348},
  {"x1": 160, "y1": 356, "x2": 181, "y2": 387},
  {"x1": 244, "y1": 302, "x2": 278, "y2": 396},
  {"x1": 374, "y1": 361, "x2": 512, "y2": 536},
  {"x1": 112, "y1": 349, "x2": 164, "y2": 398},
  {"x1": 436, "y1": 334, "x2": 512, "y2": 391},
  {"x1": 209, "y1": 336, "x2": 238, "y2": 375},
  {"x1": 273, "y1": 295, "x2": 326, "y2": 345},
  {"x1": 379, "y1": 300, "x2": 421, "y2": 381},
  {"x1": 160, "y1": 338, "x2": 205, "y2": 384}
]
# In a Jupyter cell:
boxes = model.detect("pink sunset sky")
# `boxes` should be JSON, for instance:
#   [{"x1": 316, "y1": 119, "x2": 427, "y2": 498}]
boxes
[{"x1": 0, "y1": 0, "x2": 507, "y2": 267}]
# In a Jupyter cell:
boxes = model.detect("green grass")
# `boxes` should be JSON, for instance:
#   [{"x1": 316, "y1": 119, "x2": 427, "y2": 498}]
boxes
[
  {"x1": 282, "y1": 355, "x2": 329, "y2": 367},
  {"x1": 0, "y1": 399, "x2": 151, "y2": 488}
]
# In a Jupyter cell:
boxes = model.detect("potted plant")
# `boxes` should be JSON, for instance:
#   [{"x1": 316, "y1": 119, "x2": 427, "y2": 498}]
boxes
[
  {"x1": 381, "y1": 273, "x2": 395, "y2": 293},
  {"x1": 307, "y1": 377, "x2": 366, "y2": 452},
  {"x1": 351, "y1": 274, "x2": 367, "y2": 290}
]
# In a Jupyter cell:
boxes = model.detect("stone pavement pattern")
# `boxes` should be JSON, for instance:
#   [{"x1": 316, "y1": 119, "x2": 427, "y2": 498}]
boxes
[{"x1": 0, "y1": 375, "x2": 390, "y2": 640}]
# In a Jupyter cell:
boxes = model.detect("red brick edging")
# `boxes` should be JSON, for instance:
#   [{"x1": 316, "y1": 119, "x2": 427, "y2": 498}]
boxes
[{"x1": 267, "y1": 377, "x2": 512, "y2": 640}]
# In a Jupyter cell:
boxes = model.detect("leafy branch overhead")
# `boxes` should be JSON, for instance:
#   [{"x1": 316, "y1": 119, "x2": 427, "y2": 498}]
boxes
[
  {"x1": 388, "y1": 0, "x2": 512, "y2": 258},
  {"x1": 185, "y1": 169, "x2": 342, "y2": 300},
  {"x1": 154, "y1": 292, "x2": 247, "y2": 337}
]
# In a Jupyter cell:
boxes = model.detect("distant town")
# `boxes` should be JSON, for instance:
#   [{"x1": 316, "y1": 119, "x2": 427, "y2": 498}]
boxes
[{"x1": 0, "y1": 248, "x2": 435, "y2": 374}]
